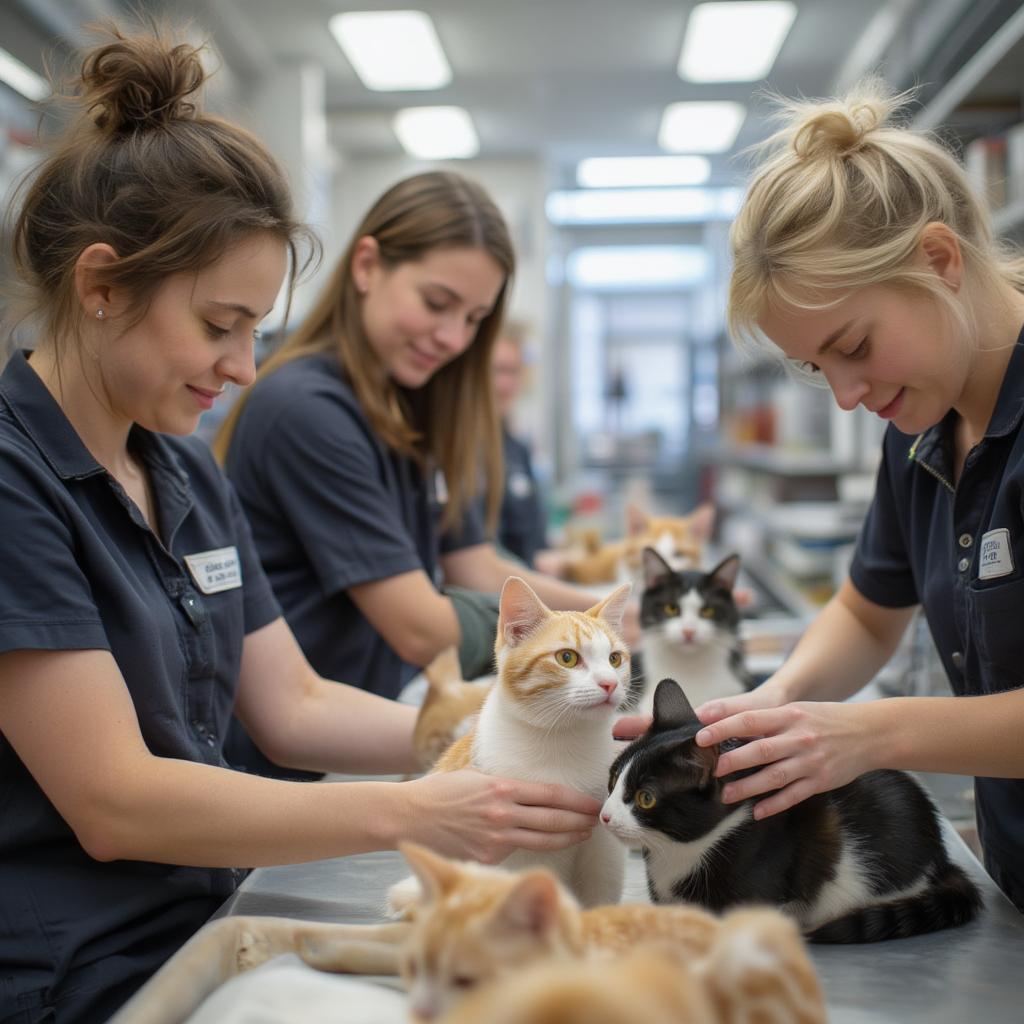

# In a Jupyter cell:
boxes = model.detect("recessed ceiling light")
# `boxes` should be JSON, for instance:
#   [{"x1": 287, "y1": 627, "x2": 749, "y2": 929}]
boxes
[
  {"x1": 658, "y1": 101, "x2": 746, "y2": 154},
  {"x1": 546, "y1": 187, "x2": 743, "y2": 225},
  {"x1": 678, "y1": 2, "x2": 797, "y2": 83},
  {"x1": 329, "y1": 10, "x2": 452, "y2": 91},
  {"x1": 568, "y1": 245, "x2": 710, "y2": 290},
  {"x1": 392, "y1": 106, "x2": 479, "y2": 159},
  {"x1": 576, "y1": 155, "x2": 711, "y2": 188},
  {"x1": 0, "y1": 46, "x2": 48, "y2": 101}
]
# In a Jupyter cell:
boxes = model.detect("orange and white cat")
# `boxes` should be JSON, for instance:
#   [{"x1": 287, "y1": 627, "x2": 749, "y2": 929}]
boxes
[
  {"x1": 401, "y1": 576, "x2": 633, "y2": 910},
  {"x1": 411, "y1": 646, "x2": 491, "y2": 771},
  {"x1": 562, "y1": 502, "x2": 715, "y2": 586}
]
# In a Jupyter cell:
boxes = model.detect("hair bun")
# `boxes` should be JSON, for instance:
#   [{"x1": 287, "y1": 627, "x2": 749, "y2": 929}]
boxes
[
  {"x1": 80, "y1": 28, "x2": 206, "y2": 134},
  {"x1": 792, "y1": 94, "x2": 888, "y2": 160}
]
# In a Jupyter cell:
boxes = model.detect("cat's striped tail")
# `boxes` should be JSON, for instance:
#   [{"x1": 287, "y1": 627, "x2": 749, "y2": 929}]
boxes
[{"x1": 807, "y1": 862, "x2": 983, "y2": 943}]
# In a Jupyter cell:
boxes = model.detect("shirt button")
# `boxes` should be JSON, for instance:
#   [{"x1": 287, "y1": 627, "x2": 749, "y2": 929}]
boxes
[
  {"x1": 958, "y1": 533, "x2": 972, "y2": 548},
  {"x1": 958, "y1": 558, "x2": 970, "y2": 572},
  {"x1": 951, "y1": 651, "x2": 964, "y2": 669}
]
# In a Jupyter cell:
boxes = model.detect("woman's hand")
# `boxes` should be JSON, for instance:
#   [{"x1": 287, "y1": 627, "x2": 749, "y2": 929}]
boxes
[
  {"x1": 403, "y1": 768, "x2": 600, "y2": 864},
  {"x1": 695, "y1": 698, "x2": 876, "y2": 819}
]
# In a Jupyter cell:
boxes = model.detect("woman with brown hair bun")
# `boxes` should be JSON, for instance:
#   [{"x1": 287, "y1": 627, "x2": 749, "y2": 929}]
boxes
[{"x1": 0, "y1": 26, "x2": 599, "y2": 1021}]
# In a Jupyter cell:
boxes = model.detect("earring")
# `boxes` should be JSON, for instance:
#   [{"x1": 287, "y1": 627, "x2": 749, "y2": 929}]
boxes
[{"x1": 95, "y1": 308, "x2": 105, "y2": 320}]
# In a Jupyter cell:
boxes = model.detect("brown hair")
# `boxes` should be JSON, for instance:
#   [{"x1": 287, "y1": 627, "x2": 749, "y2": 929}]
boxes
[
  {"x1": 7, "y1": 22, "x2": 315, "y2": 366},
  {"x1": 728, "y1": 77, "x2": 1024, "y2": 359},
  {"x1": 215, "y1": 170, "x2": 515, "y2": 531}
]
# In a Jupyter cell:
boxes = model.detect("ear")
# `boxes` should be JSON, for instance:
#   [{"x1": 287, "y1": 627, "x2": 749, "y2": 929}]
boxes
[
  {"x1": 398, "y1": 841, "x2": 461, "y2": 902},
  {"x1": 73, "y1": 243, "x2": 120, "y2": 320},
  {"x1": 626, "y1": 503, "x2": 649, "y2": 537},
  {"x1": 707, "y1": 553, "x2": 741, "y2": 593},
  {"x1": 917, "y1": 222, "x2": 963, "y2": 292},
  {"x1": 491, "y1": 870, "x2": 563, "y2": 940},
  {"x1": 642, "y1": 546, "x2": 673, "y2": 590},
  {"x1": 423, "y1": 645, "x2": 464, "y2": 692},
  {"x1": 687, "y1": 502, "x2": 716, "y2": 543},
  {"x1": 651, "y1": 679, "x2": 700, "y2": 732},
  {"x1": 587, "y1": 581, "x2": 632, "y2": 633},
  {"x1": 497, "y1": 576, "x2": 551, "y2": 648},
  {"x1": 350, "y1": 235, "x2": 382, "y2": 295}
]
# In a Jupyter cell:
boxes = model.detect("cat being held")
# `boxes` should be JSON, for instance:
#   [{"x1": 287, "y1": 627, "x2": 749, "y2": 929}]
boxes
[
  {"x1": 393, "y1": 576, "x2": 633, "y2": 912},
  {"x1": 637, "y1": 547, "x2": 754, "y2": 715},
  {"x1": 601, "y1": 678, "x2": 983, "y2": 942}
]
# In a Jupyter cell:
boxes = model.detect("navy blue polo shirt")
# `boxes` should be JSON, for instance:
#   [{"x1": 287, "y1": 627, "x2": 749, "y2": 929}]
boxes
[
  {"x1": 223, "y1": 352, "x2": 485, "y2": 701},
  {"x1": 0, "y1": 351, "x2": 281, "y2": 1022},
  {"x1": 497, "y1": 426, "x2": 548, "y2": 567},
  {"x1": 849, "y1": 334, "x2": 1024, "y2": 912}
]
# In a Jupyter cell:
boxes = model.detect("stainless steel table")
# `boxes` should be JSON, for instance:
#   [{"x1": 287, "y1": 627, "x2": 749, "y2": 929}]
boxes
[{"x1": 218, "y1": 820, "x2": 1024, "y2": 1023}]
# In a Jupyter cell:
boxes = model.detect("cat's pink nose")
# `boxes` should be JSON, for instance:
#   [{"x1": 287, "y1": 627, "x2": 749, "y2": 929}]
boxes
[
  {"x1": 601, "y1": 811, "x2": 611, "y2": 823},
  {"x1": 683, "y1": 628, "x2": 696, "y2": 643},
  {"x1": 598, "y1": 680, "x2": 617, "y2": 695}
]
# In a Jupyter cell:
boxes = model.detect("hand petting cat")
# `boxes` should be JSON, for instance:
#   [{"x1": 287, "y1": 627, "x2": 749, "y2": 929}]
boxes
[
  {"x1": 401, "y1": 768, "x2": 600, "y2": 864},
  {"x1": 694, "y1": 683, "x2": 883, "y2": 821}
]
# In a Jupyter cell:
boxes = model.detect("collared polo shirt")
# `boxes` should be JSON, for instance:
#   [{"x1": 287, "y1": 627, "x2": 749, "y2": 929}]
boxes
[
  {"x1": 0, "y1": 351, "x2": 281, "y2": 1021},
  {"x1": 223, "y1": 352, "x2": 484, "y2": 701},
  {"x1": 849, "y1": 334, "x2": 1024, "y2": 911},
  {"x1": 496, "y1": 426, "x2": 548, "y2": 567}
]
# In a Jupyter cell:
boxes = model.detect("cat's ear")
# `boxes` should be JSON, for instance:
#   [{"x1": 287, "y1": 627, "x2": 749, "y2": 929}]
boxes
[
  {"x1": 626, "y1": 503, "x2": 649, "y2": 537},
  {"x1": 642, "y1": 546, "x2": 673, "y2": 589},
  {"x1": 651, "y1": 678, "x2": 700, "y2": 731},
  {"x1": 707, "y1": 553, "x2": 741, "y2": 593},
  {"x1": 498, "y1": 576, "x2": 551, "y2": 648},
  {"x1": 491, "y1": 870, "x2": 563, "y2": 940},
  {"x1": 399, "y1": 841, "x2": 461, "y2": 902},
  {"x1": 687, "y1": 502, "x2": 716, "y2": 542},
  {"x1": 588, "y1": 581, "x2": 632, "y2": 632}
]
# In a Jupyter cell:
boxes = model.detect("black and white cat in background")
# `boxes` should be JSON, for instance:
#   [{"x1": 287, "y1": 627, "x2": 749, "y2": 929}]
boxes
[
  {"x1": 601, "y1": 679, "x2": 983, "y2": 943},
  {"x1": 636, "y1": 547, "x2": 754, "y2": 714}
]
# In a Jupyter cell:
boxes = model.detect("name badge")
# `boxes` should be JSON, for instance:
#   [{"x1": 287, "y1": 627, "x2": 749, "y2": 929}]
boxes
[
  {"x1": 508, "y1": 471, "x2": 534, "y2": 498},
  {"x1": 184, "y1": 546, "x2": 242, "y2": 594},
  {"x1": 978, "y1": 528, "x2": 1014, "y2": 581}
]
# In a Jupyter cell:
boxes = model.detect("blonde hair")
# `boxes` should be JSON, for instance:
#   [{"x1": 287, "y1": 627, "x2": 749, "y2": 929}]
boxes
[
  {"x1": 215, "y1": 170, "x2": 513, "y2": 531},
  {"x1": 728, "y1": 78, "x2": 1024, "y2": 355}
]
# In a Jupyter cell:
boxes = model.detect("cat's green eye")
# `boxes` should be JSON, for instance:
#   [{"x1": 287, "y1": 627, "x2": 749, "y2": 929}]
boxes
[
  {"x1": 609, "y1": 651, "x2": 623, "y2": 668},
  {"x1": 700, "y1": 607, "x2": 715, "y2": 619},
  {"x1": 663, "y1": 603, "x2": 680, "y2": 617},
  {"x1": 635, "y1": 789, "x2": 657, "y2": 810},
  {"x1": 556, "y1": 649, "x2": 580, "y2": 667}
]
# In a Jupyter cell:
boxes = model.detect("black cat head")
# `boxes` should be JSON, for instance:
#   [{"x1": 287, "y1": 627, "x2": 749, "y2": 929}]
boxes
[{"x1": 641, "y1": 548, "x2": 741, "y2": 594}]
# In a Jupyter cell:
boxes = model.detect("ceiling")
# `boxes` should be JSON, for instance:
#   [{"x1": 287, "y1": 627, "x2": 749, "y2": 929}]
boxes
[{"x1": 3, "y1": 0, "x2": 991, "y2": 188}]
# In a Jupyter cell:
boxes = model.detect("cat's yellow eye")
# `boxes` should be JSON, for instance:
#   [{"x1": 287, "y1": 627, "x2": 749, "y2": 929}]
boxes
[
  {"x1": 609, "y1": 651, "x2": 623, "y2": 668},
  {"x1": 663, "y1": 603, "x2": 680, "y2": 617},
  {"x1": 556, "y1": 649, "x2": 580, "y2": 667},
  {"x1": 452, "y1": 975, "x2": 477, "y2": 990},
  {"x1": 635, "y1": 789, "x2": 657, "y2": 810},
  {"x1": 700, "y1": 607, "x2": 715, "y2": 619}
]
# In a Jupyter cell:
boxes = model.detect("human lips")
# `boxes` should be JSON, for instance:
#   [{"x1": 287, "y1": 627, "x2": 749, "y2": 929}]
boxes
[
  {"x1": 187, "y1": 385, "x2": 224, "y2": 410},
  {"x1": 873, "y1": 388, "x2": 905, "y2": 420},
  {"x1": 408, "y1": 346, "x2": 442, "y2": 371}
]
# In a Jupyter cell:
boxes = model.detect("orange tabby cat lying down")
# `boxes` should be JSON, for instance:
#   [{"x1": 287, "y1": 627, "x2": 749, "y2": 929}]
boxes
[{"x1": 110, "y1": 841, "x2": 825, "y2": 1024}]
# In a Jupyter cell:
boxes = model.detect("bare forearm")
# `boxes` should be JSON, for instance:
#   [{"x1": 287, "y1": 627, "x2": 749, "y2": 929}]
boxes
[
  {"x1": 85, "y1": 762, "x2": 413, "y2": 866},
  {"x1": 866, "y1": 691, "x2": 1024, "y2": 778},
  {"x1": 771, "y1": 584, "x2": 912, "y2": 704}
]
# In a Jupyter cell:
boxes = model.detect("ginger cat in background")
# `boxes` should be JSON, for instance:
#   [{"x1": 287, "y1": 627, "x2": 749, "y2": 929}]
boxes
[
  {"x1": 411, "y1": 646, "x2": 491, "y2": 771},
  {"x1": 562, "y1": 502, "x2": 715, "y2": 585}
]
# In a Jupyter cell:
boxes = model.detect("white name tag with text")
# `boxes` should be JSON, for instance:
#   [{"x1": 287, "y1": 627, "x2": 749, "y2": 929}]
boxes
[
  {"x1": 978, "y1": 528, "x2": 1014, "y2": 581},
  {"x1": 184, "y1": 546, "x2": 242, "y2": 594}
]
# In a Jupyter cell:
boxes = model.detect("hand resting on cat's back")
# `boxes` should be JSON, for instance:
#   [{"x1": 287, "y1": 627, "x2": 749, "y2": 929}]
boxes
[{"x1": 601, "y1": 678, "x2": 983, "y2": 943}]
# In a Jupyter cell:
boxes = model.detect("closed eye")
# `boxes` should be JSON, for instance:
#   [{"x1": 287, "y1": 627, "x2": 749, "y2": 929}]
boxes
[
  {"x1": 204, "y1": 322, "x2": 231, "y2": 339},
  {"x1": 844, "y1": 337, "x2": 869, "y2": 360}
]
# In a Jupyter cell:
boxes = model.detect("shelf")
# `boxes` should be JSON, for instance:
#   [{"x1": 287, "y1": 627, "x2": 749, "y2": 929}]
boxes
[{"x1": 700, "y1": 442, "x2": 867, "y2": 478}]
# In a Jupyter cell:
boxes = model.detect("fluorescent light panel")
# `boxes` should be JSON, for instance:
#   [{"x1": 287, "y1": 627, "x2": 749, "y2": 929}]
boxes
[
  {"x1": 679, "y1": 2, "x2": 797, "y2": 82},
  {"x1": 658, "y1": 101, "x2": 746, "y2": 153},
  {"x1": 568, "y1": 245, "x2": 709, "y2": 290},
  {"x1": 546, "y1": 187, "x2": 743, "y2": 225},
  {"x1": 576, "y1": 155, "x2": 710, "y2": 188},
  {"x1": 0, "y1": 46, "x2": 48, "y2": 101},
  {"x1": 329, "y1": 10, "x2": 452, "y2": 91},
  {"x1": 393, "y1": 106, "x2": 479, "y2": 159}
]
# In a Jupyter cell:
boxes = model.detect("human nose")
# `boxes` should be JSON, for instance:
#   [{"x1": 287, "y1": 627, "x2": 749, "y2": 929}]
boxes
[
  {"x1": 218, "y1": 334, "x2": 257, "y2": 387},
  {"x1": 825, "y1": 366, "x2": 869, "y2": 412}
]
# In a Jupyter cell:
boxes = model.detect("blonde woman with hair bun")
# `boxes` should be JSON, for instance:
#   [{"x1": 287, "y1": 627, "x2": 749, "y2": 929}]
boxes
[{"x1": 683, "y1": 78, "x2": 1024, "y2": 914}]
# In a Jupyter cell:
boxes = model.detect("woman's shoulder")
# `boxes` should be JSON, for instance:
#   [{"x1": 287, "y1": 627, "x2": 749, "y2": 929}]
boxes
[{"x1": 245, "y1": 352, "x2": 364, "y2": 426}]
